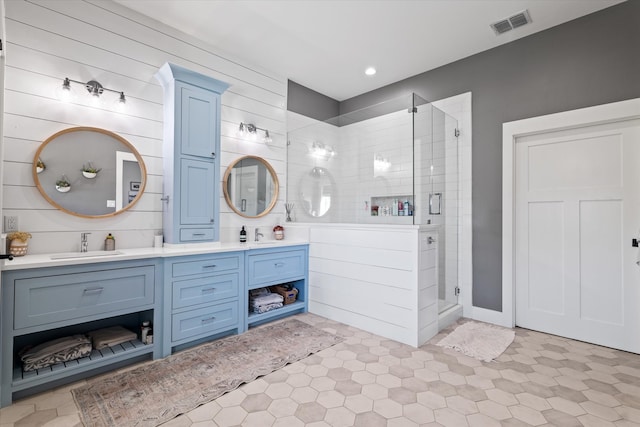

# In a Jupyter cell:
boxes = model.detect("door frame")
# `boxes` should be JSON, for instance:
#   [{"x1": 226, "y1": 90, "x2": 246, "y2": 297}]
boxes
[{"x1": 501, "y1": 98, "x2": 640, "y2": 328}]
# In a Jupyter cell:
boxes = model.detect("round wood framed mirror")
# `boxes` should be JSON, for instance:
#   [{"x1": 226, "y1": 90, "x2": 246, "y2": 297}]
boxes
[
  {"x1": 33, "y1": 127, "x2": 147, "y2": 219},
  {"x1": 223, "y1": 155, "x2": 279, "y2": 218}
]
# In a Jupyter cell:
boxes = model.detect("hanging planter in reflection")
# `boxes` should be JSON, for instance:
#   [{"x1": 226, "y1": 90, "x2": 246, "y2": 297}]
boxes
[
  {"x1": 36, "y1": 158, "x2": 46, "y2": 174},
  {"x1": 81, "y1": 162, "x2": 101, "y2": 179},
  {"x1": 56, "y1": 175, "x2": 71, "y2": 193}
]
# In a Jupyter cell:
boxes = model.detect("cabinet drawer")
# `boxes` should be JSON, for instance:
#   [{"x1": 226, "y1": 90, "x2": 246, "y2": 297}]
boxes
[
  {"x1": 172, "y1": 254, "x2": 240, "y2": 277},
  {"x1": 180, "y1": 228, "x2": 214, "y2": 242},
  {"x1": 172, "y1": 301, "x2": 238, "y2": 341},
  {"x1": 173, "y1": 273, "x2": 239, "y2": 309},
  {"x1": 14, "y1": 266, "x2": 155, "y2": 330},
  {"x1": 248, "y1": 249, "x2": 306, "y2": 287}
]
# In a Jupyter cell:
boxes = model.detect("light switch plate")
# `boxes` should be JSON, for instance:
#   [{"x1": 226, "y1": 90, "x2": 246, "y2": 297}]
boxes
[{"x1": 4, "y1": 216, "x2": 19, "y2": 232}]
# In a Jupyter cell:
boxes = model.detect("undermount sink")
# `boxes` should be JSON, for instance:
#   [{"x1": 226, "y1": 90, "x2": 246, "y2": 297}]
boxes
[
  {"x1": 251, "y1": 240, "x2": 285, "y2": 245},
  {"x1": 50, "y1": 250, "x2": 124, "y2": 260}
]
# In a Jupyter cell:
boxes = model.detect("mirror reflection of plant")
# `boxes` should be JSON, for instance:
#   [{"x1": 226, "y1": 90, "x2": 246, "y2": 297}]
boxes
[
  {"x1": 81, "y1": 162, "x2": 101, "y2": 174},
  {"x1": 36, "y1": 159, "x2": 45, "y2": 169},
  {"x1": 56, "y1": 175, "x2": 71, "y2": 187}
]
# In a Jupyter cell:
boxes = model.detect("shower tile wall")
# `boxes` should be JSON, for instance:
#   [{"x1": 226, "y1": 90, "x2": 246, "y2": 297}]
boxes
[
  {"x1": 287, "y1": 94, "x2": 471, "y2": 316},
  {"x1": 287, "y1": 110, "x2": 414, "y2": 224},
  {"x1": 340, "y1": 111, "x2": 413, "y2": 223}
]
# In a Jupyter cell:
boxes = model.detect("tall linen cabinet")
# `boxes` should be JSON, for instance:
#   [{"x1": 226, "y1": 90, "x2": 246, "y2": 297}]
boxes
[{"x1": 155, "y1": 63, "x2": 230, "y2": 244}]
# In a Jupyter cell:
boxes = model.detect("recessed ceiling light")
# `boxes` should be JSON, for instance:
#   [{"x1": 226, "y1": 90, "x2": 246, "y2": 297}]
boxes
[{"x1": 365, "y1": 67, "x2": 376, "y2": 76}]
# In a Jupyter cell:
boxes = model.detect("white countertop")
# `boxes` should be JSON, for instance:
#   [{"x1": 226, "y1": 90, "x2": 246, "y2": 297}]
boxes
[{"x1": 1, "y1": 239, "x2": 309, "y2": 271}]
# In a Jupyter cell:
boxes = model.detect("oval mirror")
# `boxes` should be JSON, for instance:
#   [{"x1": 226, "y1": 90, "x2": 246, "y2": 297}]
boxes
[
  {"x1": 223, "y1": 155, "x2": 279, "y2": 218},
  {"x1": 33, "y1": 127, "x2": 147, "y2": 218},
  {"x1": 299, "y1": 167, "x2": 334, "y2": 217}
]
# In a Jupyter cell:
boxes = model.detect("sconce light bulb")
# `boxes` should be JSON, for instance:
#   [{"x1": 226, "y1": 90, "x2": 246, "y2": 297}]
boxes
[
  {"x1": 264, "y1": 130, "x2": 273, "y2": 144},
  {"x1": 58, "y1": 78, "x2": 73, "y2": 102},
  {"x1": 237, "y1": 122, "x2": 247, "y2": 138}
]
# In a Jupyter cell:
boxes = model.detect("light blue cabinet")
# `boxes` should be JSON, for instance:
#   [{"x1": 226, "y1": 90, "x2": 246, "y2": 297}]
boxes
[
  {"x1": 179, "y1": 82, "x2": 219, "y2": 157},
  {"x1": 162, "y1": 252, "x2": 244, "y2": 356},
  {"x1": 0, "y1": 260, "x2": 162, "y2": 406},
  {"x1": 155, "y1": 63, "x2": 229, "y2": 244},
  {"x1": 0, "y1": 245, "x2": 308, "y2": 406},
  {"x1": 245, "y1": 245, "x2": 309, "y2": 329},
  {"x1": 179, "y1": 158, "x2": 215, "y2": 228}
]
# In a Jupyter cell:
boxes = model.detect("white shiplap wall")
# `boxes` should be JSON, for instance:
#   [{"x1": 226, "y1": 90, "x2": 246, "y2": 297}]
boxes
[{"x1": 1, "y1": 0, "x2": 287, "y2": 254}]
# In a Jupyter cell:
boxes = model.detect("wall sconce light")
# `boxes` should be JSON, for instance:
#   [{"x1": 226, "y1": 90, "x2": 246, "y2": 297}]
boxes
[
  {"x1": 59, "y1": 77, "x2": 126, "y2": 108},
  {"x1": 238, "y1": 122, "x2": 272, "y2": 144},
  {"x1": 374, "y1": 154, "x2": 391, "y2": 171},
  {"x1": 310, "y1": 142, "x2": 336, "y2": 161}
]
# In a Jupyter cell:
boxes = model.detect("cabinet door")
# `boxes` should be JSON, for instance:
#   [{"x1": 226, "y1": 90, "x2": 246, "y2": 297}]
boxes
[
  {"x1": 179, "y1": 83, "x2": 218, "y2": 158},
  {"x1": 180, "y1": 158, "x2": 214, "y2": 225}
]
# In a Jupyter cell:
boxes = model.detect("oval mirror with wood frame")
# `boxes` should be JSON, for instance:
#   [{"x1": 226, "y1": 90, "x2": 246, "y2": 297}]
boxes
[
  {"x1": 223, "y1": 155, "x2": 279, "y2": 218},
  {"x1": 33, "y1": 127, "x2": 147, "y2": 219}
]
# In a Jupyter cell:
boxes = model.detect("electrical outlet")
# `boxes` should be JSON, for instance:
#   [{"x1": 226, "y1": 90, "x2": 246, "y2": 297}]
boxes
[{"x1": 4, "y1": 216, "x2": 19, "y2": 232}]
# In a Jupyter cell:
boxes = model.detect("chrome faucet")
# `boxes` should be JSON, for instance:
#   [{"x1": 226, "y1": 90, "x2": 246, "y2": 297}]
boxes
[
  {"x1": 81, "y1": 232, "x2": 91, "y2": 252},
  {"x1": 255, "y1": 228, "x2": 264, "y2": 242}
]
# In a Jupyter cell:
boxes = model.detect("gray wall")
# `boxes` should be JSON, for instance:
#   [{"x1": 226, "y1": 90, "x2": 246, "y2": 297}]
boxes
[
  {"x1": 288, "y1": 1, "x2": 640, "y2": 311},
  {"x1": 288, "y1": 80, "x2": 339, "y2": 121}
]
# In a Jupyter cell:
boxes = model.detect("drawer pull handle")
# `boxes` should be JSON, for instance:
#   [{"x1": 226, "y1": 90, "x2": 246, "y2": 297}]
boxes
[
  {"x1": 192, "y1": 233, "x2": 206, "y2": 237},
  {"x1": 202, "y1": 264, "x2": 217, "y2": 269},
  {"x1": 83, "y1": 287, "x2": 104, "y2": 294},
  {"x1": 201, "y1": 316, "x2": 216, "y2": 324},
  {"x1": 202, "y1": 287, "x2": 216, "y2": 293},
  {"x1": 274, "y1": 262, "x2": 285, "y2": 268}
]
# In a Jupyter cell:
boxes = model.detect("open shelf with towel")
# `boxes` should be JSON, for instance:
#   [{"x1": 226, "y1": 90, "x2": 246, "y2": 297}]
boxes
[
  {"x1": 245, "y1": 245, "x2": 309, "y2": 328},
  {"x1": 1, "y1": 259, "x2": 162, "y2": 406}
]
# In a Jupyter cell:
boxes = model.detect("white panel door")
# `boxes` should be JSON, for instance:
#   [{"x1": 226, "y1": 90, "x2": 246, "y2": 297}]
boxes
[{"x1": 515, "y1": 119, "x2": 640, "y2": 353}]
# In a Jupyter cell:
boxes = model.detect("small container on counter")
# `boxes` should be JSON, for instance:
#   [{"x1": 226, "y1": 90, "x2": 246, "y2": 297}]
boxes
[
  {"x1": 104, "y1": 233, "x2": 115, "y2": 251},
  {"x1": 273, "y1": 225, "x2": 284, "y2": 240}
]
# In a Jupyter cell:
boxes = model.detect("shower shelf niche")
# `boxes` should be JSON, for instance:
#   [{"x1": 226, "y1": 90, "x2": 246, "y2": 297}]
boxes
[{"x1": 370, "y1": 195, "x2": 414, "y2": 217}]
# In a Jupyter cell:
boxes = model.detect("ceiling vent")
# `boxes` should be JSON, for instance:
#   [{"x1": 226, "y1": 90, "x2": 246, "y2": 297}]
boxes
[{"x1": 490, "y1": 10, "x2": 532, "y2": 35}]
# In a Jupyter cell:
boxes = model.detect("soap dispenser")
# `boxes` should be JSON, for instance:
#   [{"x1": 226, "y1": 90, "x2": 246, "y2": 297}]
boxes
[{"x1": 104, "y1": 233, "x2": 115, "y2": 251}]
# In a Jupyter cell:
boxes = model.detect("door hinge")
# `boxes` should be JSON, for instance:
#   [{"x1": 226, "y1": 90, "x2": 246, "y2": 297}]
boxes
[
  {"x1": 454, "y1": 128, "x2": 460, "y2": 138},
  {"x1": 454, "y1": 287, "x2": 460, "y2": 296},
  {"x1": 408, "y1": 107, "x2": 418, "y2": 113}
]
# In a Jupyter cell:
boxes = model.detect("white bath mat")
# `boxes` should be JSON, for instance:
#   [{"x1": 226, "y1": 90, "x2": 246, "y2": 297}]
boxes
[{"x1": 436, "y1": 321, "x2": 515, "y2": 362}]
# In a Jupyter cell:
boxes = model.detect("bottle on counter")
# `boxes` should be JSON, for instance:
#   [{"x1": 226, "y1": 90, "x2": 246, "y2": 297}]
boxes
[
  {"x1": 240, "y1": 226, "x2": 247, "y2": 243},
  {"x1": 104, "y1": 233, "x2": 115, "y2": 251},
  {"x1": 141, "y1": 321, "x2": 151, "y2": 344}
]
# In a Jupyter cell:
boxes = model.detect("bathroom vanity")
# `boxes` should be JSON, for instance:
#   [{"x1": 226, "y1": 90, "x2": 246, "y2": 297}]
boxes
[{"x1": 0, "y1": 242, "x2": 308, "y2": 406}]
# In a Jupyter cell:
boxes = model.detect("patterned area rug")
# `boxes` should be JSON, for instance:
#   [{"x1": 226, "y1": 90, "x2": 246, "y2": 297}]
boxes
[
  {"x1": 436, "y1": 321, "x2": 515, "y2": 362},
  {"x1": 72, "y1": 318, "x2": 343, "y2": 427}
]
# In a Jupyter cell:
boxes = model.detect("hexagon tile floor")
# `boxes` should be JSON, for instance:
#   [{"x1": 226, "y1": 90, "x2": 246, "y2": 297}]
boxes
[{"x1": 1, "y1": 313, "x2": 640, "y2": 427}]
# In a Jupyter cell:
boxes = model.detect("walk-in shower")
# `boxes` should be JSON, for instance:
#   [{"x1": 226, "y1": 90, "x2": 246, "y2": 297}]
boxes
[{"x1": 287, "y1": 94, "x2": 460, "y2": 321}]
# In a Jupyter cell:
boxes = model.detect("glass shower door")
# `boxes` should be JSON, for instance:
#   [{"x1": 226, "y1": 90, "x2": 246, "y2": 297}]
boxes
[{"x1": 413, "y1": 97, "x2": 460, "y2": 313}]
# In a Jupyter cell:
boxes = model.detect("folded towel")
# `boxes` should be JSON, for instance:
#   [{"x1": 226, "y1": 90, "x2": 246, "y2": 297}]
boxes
[
  {"x1": 251, "y1": 293, "x2": 283, "y2": 306},
  {"x1": 20, "y1": 335, "x2": 92, "y2": 372},
  {"x1": 252, "y1": 302, "x2": 283, "y2": 314},
  {"x1": 249, "y1": 287, "x2": 271, "y2": 298},
  {"x1": 87, "y1": 326, "x2": 137, "y2": 349}
]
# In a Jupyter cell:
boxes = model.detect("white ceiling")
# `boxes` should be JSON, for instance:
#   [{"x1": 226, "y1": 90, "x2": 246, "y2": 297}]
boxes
[{"x1": 116, "y1": 0, "x2": 625, "y2": 101}]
